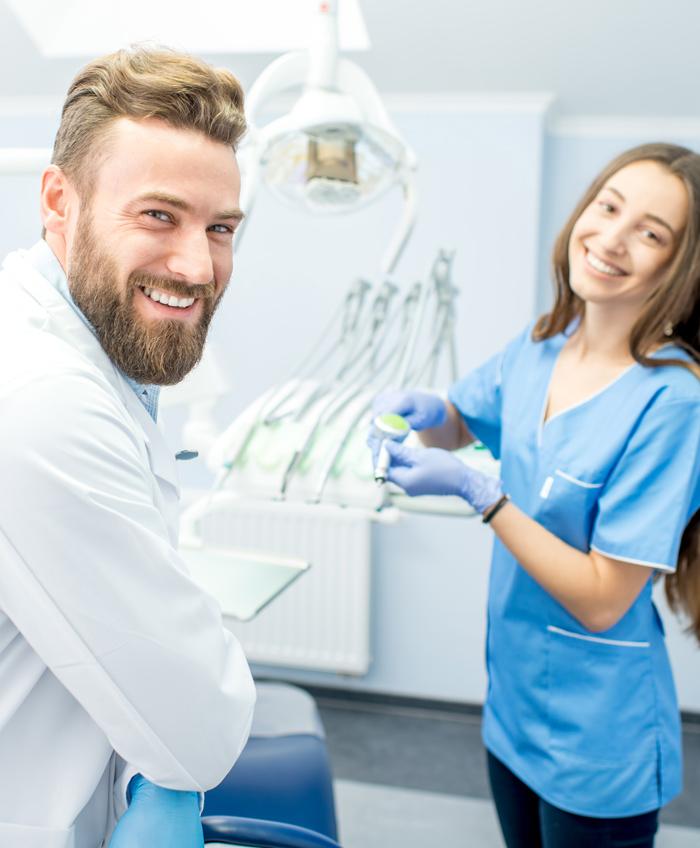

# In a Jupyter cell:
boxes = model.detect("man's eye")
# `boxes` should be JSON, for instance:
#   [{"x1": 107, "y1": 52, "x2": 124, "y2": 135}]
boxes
[
  {"x1": 144, "y1": 210, "x2": 171, "y2": 222},
  {"x1": 209, "y1": 224, "x2": 234, "y2": 235}
]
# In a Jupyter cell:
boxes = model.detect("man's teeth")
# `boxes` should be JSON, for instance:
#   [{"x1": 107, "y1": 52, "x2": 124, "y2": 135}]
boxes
[
  {"x1": 586, "y1": 250, "x2": 625, "y2": 276},
  {"x1": 142, "y1": 287, "x2": 195, "y2": 308}
]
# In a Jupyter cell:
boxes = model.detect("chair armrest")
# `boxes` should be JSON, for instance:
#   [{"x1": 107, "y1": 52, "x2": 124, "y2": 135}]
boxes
[{"x1": 202, "y1": 815, "x2": 342, "y2": 848}]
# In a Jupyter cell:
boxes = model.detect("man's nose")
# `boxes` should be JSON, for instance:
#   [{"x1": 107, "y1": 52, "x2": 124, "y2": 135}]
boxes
[{"x1": 165, "y1": 229, "x2": 215, "y2": 286}]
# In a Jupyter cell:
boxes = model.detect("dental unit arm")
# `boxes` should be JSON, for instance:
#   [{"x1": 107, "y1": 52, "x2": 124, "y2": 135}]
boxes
[{"x1": 202, "y1": 248, "x2": 501, "y2": 516}]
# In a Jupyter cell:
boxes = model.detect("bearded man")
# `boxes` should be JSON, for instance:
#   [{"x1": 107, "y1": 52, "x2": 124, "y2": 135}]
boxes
[{"x1": 0, "y1": 47, "x2": 255, "y2": 847}]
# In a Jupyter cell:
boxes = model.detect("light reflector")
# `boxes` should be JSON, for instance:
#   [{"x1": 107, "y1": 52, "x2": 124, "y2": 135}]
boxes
[{"x1": 262, "y1": 122, "x2": 406, "y2": 213}]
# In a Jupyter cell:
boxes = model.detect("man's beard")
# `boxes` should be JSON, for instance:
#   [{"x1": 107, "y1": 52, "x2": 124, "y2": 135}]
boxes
[{"x1": 68, "y1": 216, "x2": 221, "y2": 386}]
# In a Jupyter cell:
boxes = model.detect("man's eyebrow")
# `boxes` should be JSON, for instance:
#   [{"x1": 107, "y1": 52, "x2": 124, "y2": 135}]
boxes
[
  {"x1": 134, "y1": 191, "x2": 245, "y2": 222},
  {"x1": 601, "y1": 184, "x2": 676, "y2": 237}
]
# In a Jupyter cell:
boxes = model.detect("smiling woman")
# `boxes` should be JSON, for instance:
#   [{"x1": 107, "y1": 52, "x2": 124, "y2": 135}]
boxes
[
  {"x1": 567, "y1": 160, "x2": 687, "y2": 307},
  {"x1": 370, "y1": 142, "x2": 700, "y2": 848},
  {"x1": 539, "y1": 143, "x2": 700, "y2": 376}
]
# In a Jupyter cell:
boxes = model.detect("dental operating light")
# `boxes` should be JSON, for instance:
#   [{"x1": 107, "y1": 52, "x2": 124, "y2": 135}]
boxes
[{"x1": 240, "y1": 0, "x2": 418, "y2": 274}]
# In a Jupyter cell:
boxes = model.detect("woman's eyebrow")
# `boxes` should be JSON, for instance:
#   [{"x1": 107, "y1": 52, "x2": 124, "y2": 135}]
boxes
[
  {"x1": 646, "y1": 213, "x2": 676, "y2": 237},
  {"x1": 602, "y1": 184, "x2": 676, "y2": 237},
  {"x1": 603, "y1": 185, "x2": 625, "y2": 202}
]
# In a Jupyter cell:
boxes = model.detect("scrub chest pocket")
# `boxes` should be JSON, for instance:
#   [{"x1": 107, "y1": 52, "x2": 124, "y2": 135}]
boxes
[
  {"x1": 535, "y1": 468, "x2": 603, "y2": 551},
  {"x1": 545, "y1": 625, "x2": 657, "y2": 766}
]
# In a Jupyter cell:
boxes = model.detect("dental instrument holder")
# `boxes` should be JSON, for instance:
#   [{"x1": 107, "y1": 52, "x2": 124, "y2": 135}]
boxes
[{"x1": 372, "y1": 413, "x2": 411, "y2": 484}]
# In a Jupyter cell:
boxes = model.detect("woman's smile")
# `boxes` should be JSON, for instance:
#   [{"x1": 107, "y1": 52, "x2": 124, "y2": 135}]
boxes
[{"x1": 583, "y1": 247, "x2": 627, "y2": 278}]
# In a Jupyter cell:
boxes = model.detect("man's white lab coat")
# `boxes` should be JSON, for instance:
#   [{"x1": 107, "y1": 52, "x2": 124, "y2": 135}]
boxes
[{"x1": 0, "y1": 243, "x2": 255, "y2": 848}]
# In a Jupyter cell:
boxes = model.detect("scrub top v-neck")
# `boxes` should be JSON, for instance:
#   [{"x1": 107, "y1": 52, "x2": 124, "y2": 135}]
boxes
[{"x1": 448, "y1": 321, "x2": 700, "y2": 818}]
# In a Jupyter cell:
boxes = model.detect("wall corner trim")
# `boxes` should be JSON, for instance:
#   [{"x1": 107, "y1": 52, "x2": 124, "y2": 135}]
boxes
[{"x1": 548, "y1": 114, "x2": 700, "y2": 138}]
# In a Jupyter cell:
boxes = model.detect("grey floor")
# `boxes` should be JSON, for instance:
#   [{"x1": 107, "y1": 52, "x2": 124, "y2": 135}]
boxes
[
  {"x1": 312, "y1": 692, "x2": 700, "y2": 846},
  {"x1": 334, "y1": 781, "x2": 700, "y2": 848}
]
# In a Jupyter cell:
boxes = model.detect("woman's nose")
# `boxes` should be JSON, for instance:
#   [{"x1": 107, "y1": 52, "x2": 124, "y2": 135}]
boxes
[{"x1": 597, "y1": 220, "x2": 628, "y2": 255}]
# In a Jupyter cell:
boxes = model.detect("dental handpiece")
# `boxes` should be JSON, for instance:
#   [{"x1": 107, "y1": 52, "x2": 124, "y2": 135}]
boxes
[{"x1": 372, "y1": 413, "x2": 411, "y2": 484}]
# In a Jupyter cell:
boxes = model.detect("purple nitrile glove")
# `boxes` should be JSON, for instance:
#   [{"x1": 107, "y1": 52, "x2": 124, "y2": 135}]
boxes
[
  {"x1": 382, "y1": 440, "x2": 503, "y2": 514},
  {"x1": 371, "y1": 389, "x2": 447, "y2": 432},
  {"x1": 109, "y1": 774, "x2": 204, "y2": 848}
]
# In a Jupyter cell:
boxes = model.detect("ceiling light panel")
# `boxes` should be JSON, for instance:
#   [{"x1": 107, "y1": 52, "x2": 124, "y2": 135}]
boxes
[{"x1": 6, "y1": 0, "x2": 369, "y2": 58}]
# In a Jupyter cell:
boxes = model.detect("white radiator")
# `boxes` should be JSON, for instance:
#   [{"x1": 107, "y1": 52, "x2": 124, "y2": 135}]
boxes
[{"x1": 195, "y1": 497, "x2": 372, "y2": 675}]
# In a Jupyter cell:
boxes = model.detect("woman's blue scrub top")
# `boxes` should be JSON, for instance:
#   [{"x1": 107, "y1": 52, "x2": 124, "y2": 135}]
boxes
[{"x1": 448, "y1": 322, "x2": 700, "y2": 817}]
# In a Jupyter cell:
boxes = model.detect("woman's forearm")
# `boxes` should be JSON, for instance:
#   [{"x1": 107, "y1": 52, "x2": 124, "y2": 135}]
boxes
[
  {"x1": 489, "y1": 501, "x2": 651, "y2": 632},
  {"x1": 418, "y1": 401, "x2": 474, "y2": 450}
]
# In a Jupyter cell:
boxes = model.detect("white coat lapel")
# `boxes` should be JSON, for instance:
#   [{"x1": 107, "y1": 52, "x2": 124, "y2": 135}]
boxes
[
  {"x1": 119, "y1": 385, "x2": 181, "y2": 495},
  {"x1": 4, "y1": 248, "x2": 181, "y2": 495}
]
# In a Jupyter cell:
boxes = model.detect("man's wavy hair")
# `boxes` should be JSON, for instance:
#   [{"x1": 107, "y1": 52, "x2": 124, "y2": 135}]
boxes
[{"x1": 51, "y1": 45, "x2": 246, "y2": 196}]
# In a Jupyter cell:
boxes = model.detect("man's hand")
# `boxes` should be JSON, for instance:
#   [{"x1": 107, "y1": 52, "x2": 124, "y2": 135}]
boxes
[{"x1": 109, "y1": 775, "x2": 204, "y2": 848}]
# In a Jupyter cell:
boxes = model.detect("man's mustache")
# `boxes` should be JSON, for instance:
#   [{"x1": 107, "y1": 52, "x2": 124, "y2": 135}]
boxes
[{"x1": 129, "y1": 272, "x2": 216, "y2": 301}]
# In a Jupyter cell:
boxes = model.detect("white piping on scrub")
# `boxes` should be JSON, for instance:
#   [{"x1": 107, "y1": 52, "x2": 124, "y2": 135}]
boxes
[
  {"x1": 547, "y1": 625, "x2": 650, "y2": 648},
  {"x1": 554, "y1": 469, "x2": 603, "y2": 488},
  {"x1": 589, "y1": 544, "x2": 674, "y2": 573}
]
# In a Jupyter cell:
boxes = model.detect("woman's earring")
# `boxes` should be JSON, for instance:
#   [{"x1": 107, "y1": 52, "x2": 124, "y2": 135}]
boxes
[{"x1": 663, "y1": 321, "x2": 674, "y2": 337}]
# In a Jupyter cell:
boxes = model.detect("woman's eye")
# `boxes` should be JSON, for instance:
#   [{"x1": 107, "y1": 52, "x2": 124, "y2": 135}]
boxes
[
  {"x1": 641, "y1": 228, "x2": 660, "y2": 243},
  {"x1": 144, "y1": 210, "x2": 171, "y2": 223},
  {"x1": 598, "y1": 201, "x2": 615, "y2": 214}
]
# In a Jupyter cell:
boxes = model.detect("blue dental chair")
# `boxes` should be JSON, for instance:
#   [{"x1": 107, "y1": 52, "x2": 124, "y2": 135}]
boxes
[
  {"x1": 202, "y1": 682, "x2": 340, "y2": 848},
  {"x1": 202, "y1": 815, "x2": 341, "y2": 847}
]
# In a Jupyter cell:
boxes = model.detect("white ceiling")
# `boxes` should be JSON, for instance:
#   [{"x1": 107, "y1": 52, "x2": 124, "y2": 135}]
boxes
[{"x1": 0, "y1": 0, "x2": 698, "y2": 118}]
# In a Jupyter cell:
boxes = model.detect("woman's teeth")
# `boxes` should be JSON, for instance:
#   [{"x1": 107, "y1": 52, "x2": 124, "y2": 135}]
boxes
[
  {"x1": 141, "y1": 286, "x2": 195, "y2": 308},
  {"x1": 585, "y1": 250, "x2": 625, "y2": 277}
]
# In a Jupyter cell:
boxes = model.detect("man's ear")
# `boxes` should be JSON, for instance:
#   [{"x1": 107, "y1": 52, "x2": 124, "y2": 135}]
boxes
[{"x1": 41, "y1": 165, "x2": 75, "y2": 235}]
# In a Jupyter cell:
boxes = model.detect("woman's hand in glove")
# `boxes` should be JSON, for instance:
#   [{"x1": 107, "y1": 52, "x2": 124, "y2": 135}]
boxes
[
  {"x1": 381, "y1": 440, "x2": 503, "y2": 514},
  {"x1": 371, "y1": 389, "x2": 447, "y2": 431}
]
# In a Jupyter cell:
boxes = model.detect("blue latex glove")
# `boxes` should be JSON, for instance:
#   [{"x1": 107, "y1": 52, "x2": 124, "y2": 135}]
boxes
[
  {"x1": 371, "y1": 388, "x2": 447, "y2": 431},
  {"x1": 109, "y1": 775, "x2": 204, "y2": 848},
  {"x1": 380, "y1": 440, "x2": 503, "y2": 514}
]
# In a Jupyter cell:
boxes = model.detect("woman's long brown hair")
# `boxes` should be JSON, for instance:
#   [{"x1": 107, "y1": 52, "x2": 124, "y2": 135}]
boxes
[{"x1": 534, "y1": 143, "x2": 700, "y2": 641}]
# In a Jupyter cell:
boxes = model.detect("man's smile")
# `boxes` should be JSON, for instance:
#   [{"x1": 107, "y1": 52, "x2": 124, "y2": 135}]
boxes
[
  {"x1": 139, "y1": 284, "x2": 195, "y2": 309},
  {"x1": 133, "y1": 282, "x2": 210, "y2": 322}
]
